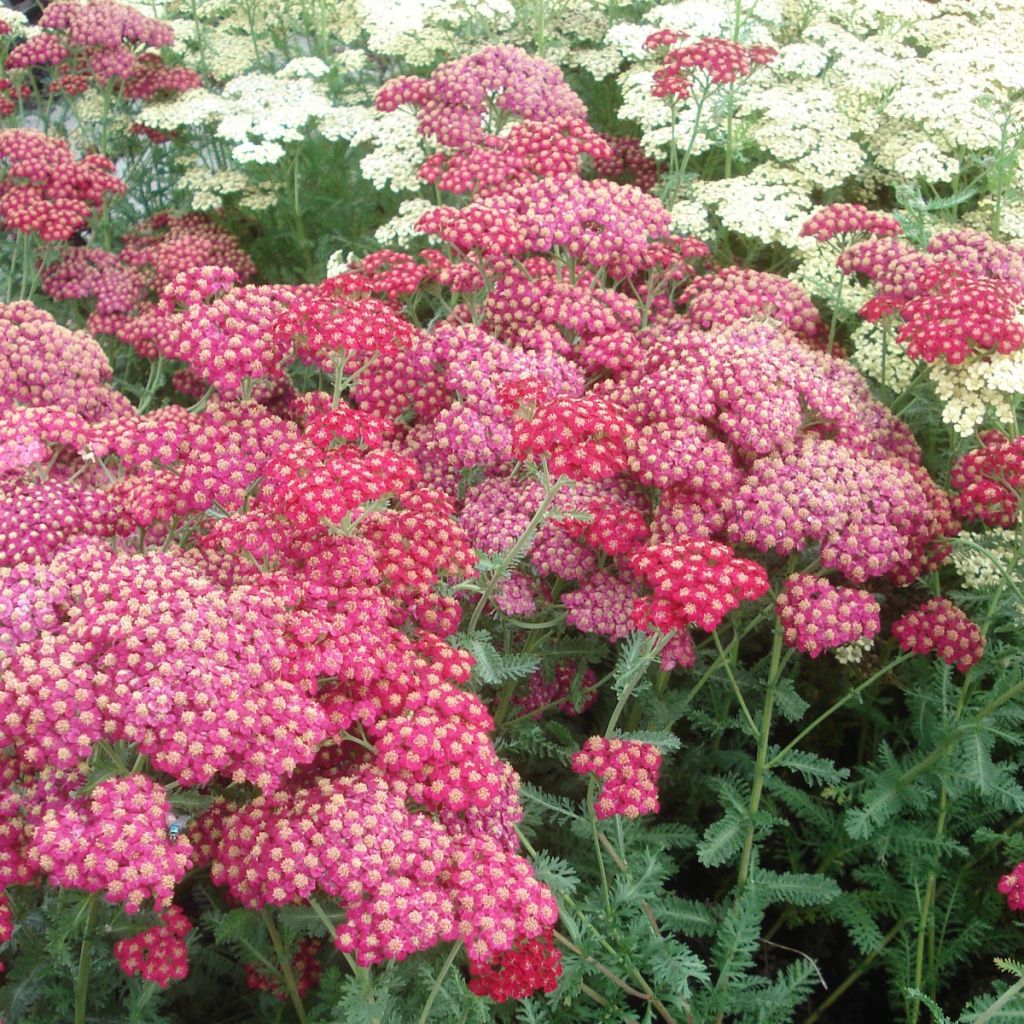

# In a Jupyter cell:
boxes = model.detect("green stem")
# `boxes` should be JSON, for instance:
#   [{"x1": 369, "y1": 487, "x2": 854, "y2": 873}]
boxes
[
  {"x1": 417, "y1": 942, "x2": 461, "y2": 1024},
  {"x1": 262, "y1": 910, "x2": 307, "y2": 1024},
  {"x1": 466, "y1": 464, "x2": 563, "y2": 634},
  {"x1": 766, "y1": 651, "x2": 915, "y2": 770},
  {"x1": 74, "y1": 893, "x2": 100, "y2": 1024},
  {"x1": 737, "y1": 623, "x2": 784, "y2": 887}
]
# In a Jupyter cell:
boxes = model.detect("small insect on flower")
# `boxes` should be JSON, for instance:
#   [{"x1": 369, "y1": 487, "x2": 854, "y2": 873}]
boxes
[{"x1": 167, "y1": 814, "x2": 190, "y2": 843}]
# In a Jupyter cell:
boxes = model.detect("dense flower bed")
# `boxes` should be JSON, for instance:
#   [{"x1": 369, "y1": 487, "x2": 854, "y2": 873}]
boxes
[{"x1": 2, "y1": 1, "x2": 1024, "y2": 1022}]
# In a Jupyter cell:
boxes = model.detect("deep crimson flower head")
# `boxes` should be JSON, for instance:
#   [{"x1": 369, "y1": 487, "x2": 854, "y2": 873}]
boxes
[
  {"x1": 644, "y1": 28, "x2": 685, "y2": 50},
  {"x1": 843, "y1": 228, "x2": 1024, "y2": 363},
  {"x1": 114, "y1": 905, "x2": 192, "y2": 988},
  {"x1": 571, "y1": 737, "x2": 661, "y2": 819},
  {"x1": 276, "y1": 287, "x2": 418, "y2": 374},
  {"x1": 894, "y1": 272, "x2": 1024, "y2": 364},
  {"x1": 630, "y1": 539, "x2": 768, "y2": 633},
  {"x1": 891, "y1": 597, "x2": 984, "y2": 673},
  {"x1": 261, "y1": 413, "x2": 421, "y2": 528},
  {"x1": 800, "y1": 204, "x2": 903, "y2": 243},
  {"x1": 514, "y1": 665, "x2": 598, "y2": 720},
  {"x1": 377, "y1": 45, "x2": 587, "y2": 147},
  {"x1": 0, "y1": 129, "x2": 124, "y2": 241},
  {"x1": 999, "y1": 862, "x2": 1024, "y2": 912},
  {"x1": 775, "y1": 574, "x2": 881, "y2": 658},
  {"x1": 468, "y1": 929, "x2": 562, "y2": 1001},
  {"x1": 512, "y1": 395, "x2": 635, "y2": 481},
  {"x1": 651, "y1": 36, "x2": 776, "y2": 101},
  {"x1": 951, "y1": 431, "x2": 1024, "y2": 527}
]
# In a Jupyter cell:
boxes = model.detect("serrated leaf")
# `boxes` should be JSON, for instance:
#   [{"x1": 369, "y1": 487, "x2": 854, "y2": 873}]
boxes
[
  {"x1": 749, "y1": 868, "x2": 840, "y2": 907},
  {"x1": 769, "y1": 747, "x2": 849, "y2": 787},
  {"x1": 697, "y1": 810, "x2": 747, "y2": 868}
]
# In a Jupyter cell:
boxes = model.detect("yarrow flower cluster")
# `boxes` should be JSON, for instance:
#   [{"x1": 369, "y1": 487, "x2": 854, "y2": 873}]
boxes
[
  {"x1": 630, "y1": 541, "x2": 769, "y2": 634},
  {"x1": 468, "y1": 929, "x2": 563, "y2": 1002},
  {"x1": 646, "y1": 31, "x2": 776, "y2": 101},
  {"x1": 0, "y1": 129, "x2": 124, "y2": 241},
  {"x1": 998, "y1": 862, "x2": 1024, "y2": 912},
  {"x1": 775, "y1": 574, "x2": 881, "y2": 658},
  {"x1": 376, "y1": 45, "x2": 587, "y2": 147},
  {"x1": 114, "y1": 905, "x2": 192, "y2": 988},
  {"x1": 571, "y1": 737, "x2": 662, "y2": 819},
  {"x1": 951, "y1": 431, "x2": 1024, "y2": 527},
  {"x1": 891, "y1": 597, "x2": 985, "y2": 673}
]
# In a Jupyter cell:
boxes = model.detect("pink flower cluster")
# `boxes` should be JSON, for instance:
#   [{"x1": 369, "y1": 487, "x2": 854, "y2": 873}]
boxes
[
  {"x1": 801, "y1": 203, "x2": 903, "y2": 243},
  {"x1": 114, "y1": 905, "x2": 192, "y2": 987},
  {"x1": 891, "y1": 597, "x2": 985, "y2": 673},
  {"x1": 572, "y1": 737, "x2": 662, "y2": 819},
  {"x1": 377, "y1": 45, "x2": 587, "y2": 147},
  {"x1": 775, "y1": 574, "x2": 881, "y2": 658},
  {"x1": 28, "y1": 774, "x2": 192, "y2": 913},
  {"x1": 0, "y1": 129, "x2": 124, "y2": 241},
  {"x1": 154, "y1": 265, "x2": 300, "y2": 397},
  {"x1": 5, "y1": 0, "x2": 196, "y2": 101}
]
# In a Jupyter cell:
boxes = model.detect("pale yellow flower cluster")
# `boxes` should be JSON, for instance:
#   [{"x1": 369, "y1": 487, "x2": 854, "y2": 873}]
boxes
[{"x1": 951, "y1": 529, "x2": 1021, "y2": 591}]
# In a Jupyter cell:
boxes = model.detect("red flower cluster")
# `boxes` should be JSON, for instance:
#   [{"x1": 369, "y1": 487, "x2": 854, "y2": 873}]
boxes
[
  {"x1": 468, "y1": 929, "x2": 562, "y2": 1001},
  {"x1": 840, "y1": 228, "x2": 1024, "y2": 363},
  {"x1": 775, "y1": 573, "x2": 881, "y2": 658},
  {"x1": 275, "y1": 285, "x2": 418, "y2": 375},
  {"x1": 951, "y1": 431, "x2": 1024, "y2": 527},
  {"x1": 648, "y1": 33, "x2": 776, "y2": 101},
  {"x1": 511, "y1": 395, "x2": 635, "y2": 481},
  {"x1": 0, "y1": 129, "x2": 125, "y2": 241},
  {"x1": 891, "y1": 597, "x2": 985, "y2": 673},
  {"x1": 114, "y1": 905, "x2": 192, "y2": 987},
  {"x1": 630, "y1": 540, "x2": 769, "y2": 633},
  {"x1": 572, "y1": 737, "x2": 662, "y2": 819}
]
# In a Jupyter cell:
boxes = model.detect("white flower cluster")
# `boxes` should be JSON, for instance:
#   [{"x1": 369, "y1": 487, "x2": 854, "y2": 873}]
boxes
[
  {"x1": 741, "y1": 81, "x2": 862, "y2": 189},
  {"x1": 374, "y1": 198, "x2": 434, "y2": 247},
  {"x1": 693, "y1": 166, "x2": 813, "y2": 248},
  {"x1": 140, "y1": 59, "x2": 334, "y2": 166},
  {"x1": 929, "y1": 350, "x2": 1024, "y2": 437},
  {"x1": 320, "y1": 105, "x2": 430, "y2": 193},
  {"x1": 0, "y1": 6, "x2": 29, "y2": 35},
  {"x1": 175, "y1": 160, "x2": 279, "y2": 211},
  {"x1": 358, "y1": 0, "x2": 515, "y2": 64},
  {"x1": 951, "y1": 529, "x2": 1020, "y2": 591},
  {"x1": 848, "y1": 320, "x2": 918, "y2": 395}
]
